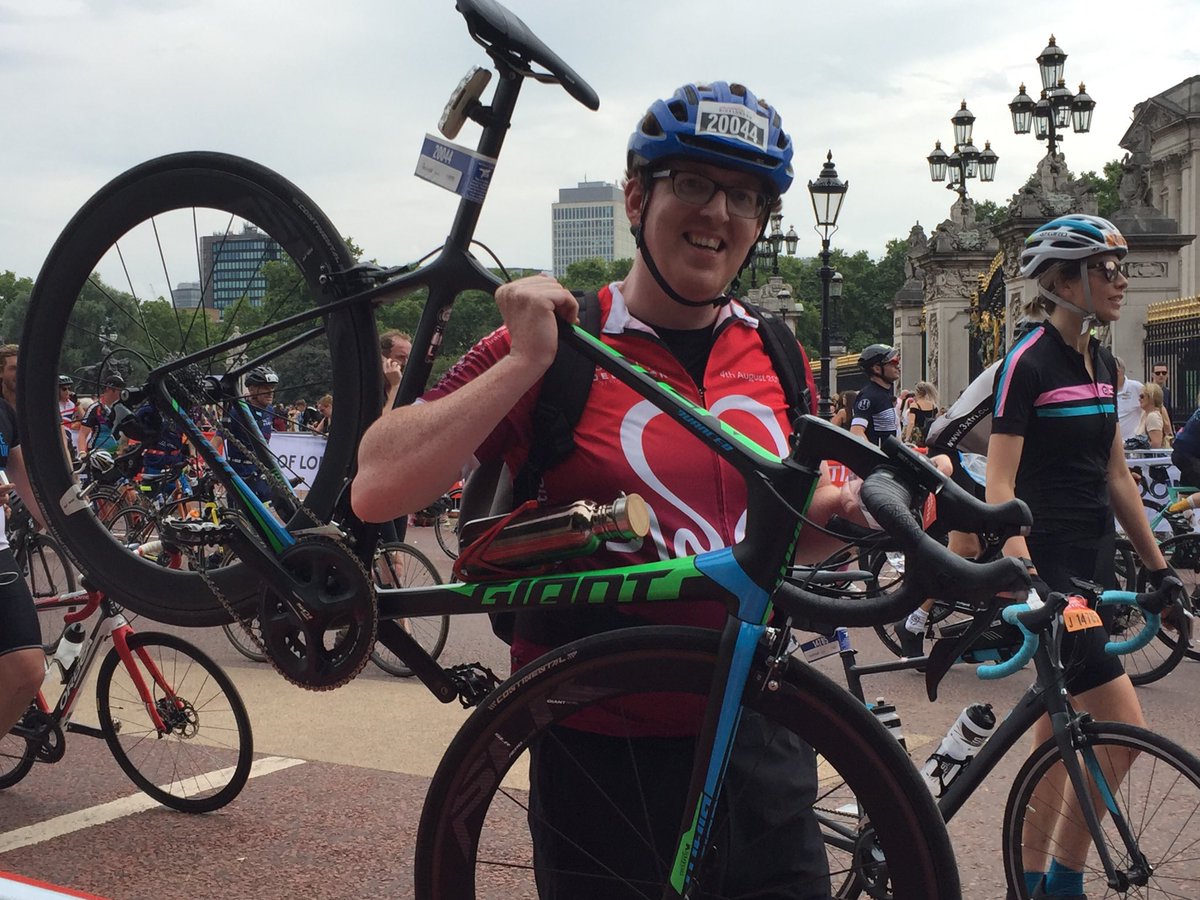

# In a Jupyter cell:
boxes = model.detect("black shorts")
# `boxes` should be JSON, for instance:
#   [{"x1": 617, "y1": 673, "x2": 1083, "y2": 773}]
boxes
[
  {"x1": 1027, "y1": 531, "x2": 1125, "y2": 696},
  {"x1": 527, "y1": 709, "x2": 830, "y2": 899},
  {"x1": 0, "y1": 546, "x2": 40, "y2": 657}
]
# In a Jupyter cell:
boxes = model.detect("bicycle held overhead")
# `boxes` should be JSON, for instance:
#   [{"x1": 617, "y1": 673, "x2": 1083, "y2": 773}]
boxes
[{"x1": 19, "y1": 1, "x2": 1038, "y2": 897}]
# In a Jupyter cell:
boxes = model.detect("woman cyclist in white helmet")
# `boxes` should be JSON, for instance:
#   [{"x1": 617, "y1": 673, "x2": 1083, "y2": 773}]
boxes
[{"x1": 989, "y1": 214, "x2": 1176, "y2": 899}]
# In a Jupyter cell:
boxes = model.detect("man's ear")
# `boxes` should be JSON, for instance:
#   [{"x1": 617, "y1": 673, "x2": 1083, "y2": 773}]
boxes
[{"x1": 625, "y1": 177, "x2": 645, "y2": 231}]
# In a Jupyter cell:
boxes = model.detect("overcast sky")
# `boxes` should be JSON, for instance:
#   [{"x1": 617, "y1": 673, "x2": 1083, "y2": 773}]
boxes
[{"x1": 4, "y1": 0, "x2": 1200, "y2": 287}]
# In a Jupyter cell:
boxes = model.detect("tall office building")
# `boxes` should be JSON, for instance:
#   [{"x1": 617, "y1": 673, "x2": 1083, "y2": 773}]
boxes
[
  {"x1": 551, "y1": 181, "x2": 636, "y2": 278},
  {"x1": 199, "y1": 223, "x2": 283, "y2": 314},
  {"x1": 172, "y1": 282, "x2": 203, "y2": 308}
]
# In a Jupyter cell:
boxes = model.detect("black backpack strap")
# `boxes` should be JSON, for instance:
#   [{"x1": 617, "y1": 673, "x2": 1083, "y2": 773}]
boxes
[
  {"x1": 740, "y1": 300, "x2": 812, "y2": 428},
  {"x1": 512, "y1": 290, "x2": 602, "y2": 502}
]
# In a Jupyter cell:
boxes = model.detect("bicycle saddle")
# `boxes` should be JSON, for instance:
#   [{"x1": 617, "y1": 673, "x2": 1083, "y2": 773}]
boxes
[{"x1": 457, "y1": 0, "x2": 600, "y2": 110}]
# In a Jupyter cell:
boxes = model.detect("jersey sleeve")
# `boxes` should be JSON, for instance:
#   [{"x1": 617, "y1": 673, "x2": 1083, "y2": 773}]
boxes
[
  {"x1": 992, "y1": 349, "x2": 1040, "y2": 436},
  {"x1": 422, "y1": 325, "x2": 540, "y2": 472},
  {"x1": 850, "y1": 393, "x2": 874, "y2": 431}
]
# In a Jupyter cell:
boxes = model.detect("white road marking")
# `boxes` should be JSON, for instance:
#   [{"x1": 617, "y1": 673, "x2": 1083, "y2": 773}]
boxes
[{"x1": 0, "y1": 756, "x2": 304, "y2": 854}]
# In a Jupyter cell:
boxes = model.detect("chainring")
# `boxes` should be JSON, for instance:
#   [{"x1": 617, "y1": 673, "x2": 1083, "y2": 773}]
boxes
[{"x1": 256, "y1": 534, "x2": 377, "y2": 690}]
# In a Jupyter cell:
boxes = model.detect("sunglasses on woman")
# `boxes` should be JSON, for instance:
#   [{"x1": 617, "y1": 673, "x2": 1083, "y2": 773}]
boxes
[{"x1": 1086, "y1": 259, "x2": 1123, "y2": 283}]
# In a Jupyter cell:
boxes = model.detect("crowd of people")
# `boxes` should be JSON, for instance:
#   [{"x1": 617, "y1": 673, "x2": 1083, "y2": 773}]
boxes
[{"x1": 0, "y1": 69, "x2": 1194, "y2": 897}]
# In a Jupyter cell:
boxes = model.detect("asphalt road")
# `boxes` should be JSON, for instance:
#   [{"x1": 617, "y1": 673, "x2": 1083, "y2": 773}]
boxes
[{"x1": 2, "y1": 527, "x2": 1198, "y2": 900}]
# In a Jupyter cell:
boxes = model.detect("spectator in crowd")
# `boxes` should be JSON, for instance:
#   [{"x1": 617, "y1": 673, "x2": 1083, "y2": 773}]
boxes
[
  {"x1": 1114, "y1": 357, "x2": 1143, "y2": 442},
  {"x1": 313, "y1": 394, "x2": 332, "y2": 436},
  {"x1": 380, "y1": 330, "x2": 412, "y2": 413},
  {"x1": 1134, "y1": 382, "x2": 1171, "y2": 449},
  {"x1": 1151, "y1": 363, "x2": 1173, "y2": 423},
  {"x1": 77, "y1": 373, "x2": 124, "y2": 456},
  {"x1": 901, "y1": 381, "x2": 938, "y2": 447},
  {"x1": 293, "y1": 398, "x2": 322, "y2": 432},
  {"x1": 830, "y1": 390, "x2": 857, "y2": 429}
]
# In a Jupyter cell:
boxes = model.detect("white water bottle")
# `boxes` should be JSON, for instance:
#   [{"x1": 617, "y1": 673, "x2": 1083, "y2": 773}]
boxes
[
  {"x1": 43, "y1": 622, "x2": 85, "y2": 688},
  {"x1": 921, "y1": 702, "x2": 996, "y2": 797}
]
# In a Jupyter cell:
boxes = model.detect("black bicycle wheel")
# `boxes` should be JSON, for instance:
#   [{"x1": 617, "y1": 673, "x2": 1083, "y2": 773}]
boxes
[
  {"x1": 1108, "y1": 598, "x2": 1184, "y2": 686},
  {"x1": 1146, "y1": 533, "x2": 1200, "y2": 662},
  {"x1": 20, "y1": 533, "x2": 77, "y2": 600},
  {"x1": 19, "y1": 152, "x2": 380, "y2": 627},
  {"x1": 222, "y1": 619, "x2": 268, "y2": 663},
  {"x1": 96, "y1": 631, "x2": 253, "y2": 812},
  {"x1": 1002, "y1": 720, "x2": 1200, "y2": 898},
  {"x1": 369, "y1": 542, "x2": 449, "y2": 677},
  {"x1": 415, "y1": 626, "x2": 958, "y2": 899},
  {"x1": 0, "y1": 715, "x2": 37, "y2": 789},
  {"x1": 1113, "y1": 537, "x2": 1137, "y2": 592},
  {"x1": 433, "y1": 510, "x2": 460, "y2": 560},
  {"x1": 105, "y1": 504, "x2": 161, "y2": 553}
]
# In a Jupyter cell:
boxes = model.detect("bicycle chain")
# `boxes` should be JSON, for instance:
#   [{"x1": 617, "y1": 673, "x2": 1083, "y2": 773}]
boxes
[{"x1": 164, "y1": 369, "x2": 377, "y2": 691}]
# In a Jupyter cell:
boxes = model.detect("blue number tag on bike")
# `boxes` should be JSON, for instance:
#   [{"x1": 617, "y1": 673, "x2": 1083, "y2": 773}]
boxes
[{"x1": 415, "y1": 134, "x2": 497, "y2": 204}]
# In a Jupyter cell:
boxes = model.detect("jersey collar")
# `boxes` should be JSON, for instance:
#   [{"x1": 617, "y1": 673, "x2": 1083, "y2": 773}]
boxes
[{"x1": 604, "y1": 282, "x2": 759, "y2": 336}]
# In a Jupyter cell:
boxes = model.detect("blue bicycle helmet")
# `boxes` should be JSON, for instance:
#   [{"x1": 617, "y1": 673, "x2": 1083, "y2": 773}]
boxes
[
  {"x1": 628, "y1": 82, "x2": 794, "y2": 196},
  {"x1": 1019, "y1": 214, "x2": 1128, "y2": 279}
]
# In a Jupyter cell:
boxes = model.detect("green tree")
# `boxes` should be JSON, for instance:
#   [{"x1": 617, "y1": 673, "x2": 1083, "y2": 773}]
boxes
[
  {"x1": 1078, "y1": 159, "x2": 1122, "y2": 218},
  {"x1": 974, "y1": 200, "x2": 1006, "y2": 230},
  {"x1": 561, "y1": 257, "x2": 610, "y2": 292}
]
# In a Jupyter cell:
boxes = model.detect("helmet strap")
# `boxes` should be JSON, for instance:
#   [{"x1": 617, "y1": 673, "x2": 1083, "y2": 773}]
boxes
[
  {"x1": 1039, "y1": 260, "x2": 1097, "y2": 336},
  {"x1": 633, "y1": 190, "x2": 733, "y2": 309}
]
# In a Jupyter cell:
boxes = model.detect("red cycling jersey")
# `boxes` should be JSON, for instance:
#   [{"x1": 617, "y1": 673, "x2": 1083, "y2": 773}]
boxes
[{"x1": 424, "y1": 282, "x2": 817, "y2": 733}]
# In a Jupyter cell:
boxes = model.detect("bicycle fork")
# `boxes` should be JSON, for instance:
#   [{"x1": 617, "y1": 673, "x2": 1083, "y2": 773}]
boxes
[
  {"x1": 1037, "y1": 653, "x2": 1149, "y2": 890},
  {"x1": 667, "y1": 615, "x2": 765, "y2": 897}
]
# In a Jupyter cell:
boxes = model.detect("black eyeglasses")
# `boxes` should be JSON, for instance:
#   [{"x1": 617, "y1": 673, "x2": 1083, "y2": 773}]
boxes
[
  {"x1": 650, "y1": 169, "x2": 770, "y2": 219},
  {"x1": 1154, "y1": 370, "x2": 1168, "y2": 377},
  {"x1": 1086, "y1": 259, "x2": 1124, "y2": 283}
]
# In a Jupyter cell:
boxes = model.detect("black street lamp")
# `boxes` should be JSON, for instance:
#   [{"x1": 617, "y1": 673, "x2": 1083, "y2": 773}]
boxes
[
  {"x1": 927, "y1": 100, "x2": 998, "y2": 202},
  {"x1": 808, "y1": 151, "x2": 848, "y2": 420},
  {"x1": 1009, "y1": 35, "x2": 1095, "y2": 157}
]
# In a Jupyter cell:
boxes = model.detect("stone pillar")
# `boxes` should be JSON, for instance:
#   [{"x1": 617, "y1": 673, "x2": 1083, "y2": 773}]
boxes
[
  {"x1": 909, "y1": 201, "x2": 999, "y2": 404},
  {"x1": 891, "y1": 223, "x2": 927, "y2": 386}
]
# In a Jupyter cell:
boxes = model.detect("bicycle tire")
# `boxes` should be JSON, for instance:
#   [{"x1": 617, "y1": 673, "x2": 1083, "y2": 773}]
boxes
[
  {"x1": 1144, "y1": 532, "x2": 1200, "y2": 662},
  {"x1": 105, "y1": 504, "x2": 161, "y2": 552},
  {"x1": 432, "y1": 511, "x2": 459, "y2": 560},
  {"x1": 368, "y1": 542, "x2": 449, "y2": 677},
  {"x1": 0, "y1": 716, "x2": 37, "y2": 789},
  {"x1": 18, "y1": 151, "x2": 380, "y2": 627},
  {"x1": 1108, "y1": 598, "x2": 1184, "y2": 686},
  {"x1": 222, "y1": 619, "x2": 268, "y2": 663},
  {"x1": 414, "y1": 626, "x2": 958, "y2": 900},
  {"x1": 20, "y1": 533, "x2": 77, "y2": 600},
  {"x1": 96, "y1": 630, "x2": 253, "y2": 812},
  {"x1": 1001, "y1": 720, "x2": 1200, "y2": 898}
]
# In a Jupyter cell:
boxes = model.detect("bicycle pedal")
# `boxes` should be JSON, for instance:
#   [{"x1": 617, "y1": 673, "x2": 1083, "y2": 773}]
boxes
[{"x1": 160, "y1": 517, "x2": 239, "y2": 545}]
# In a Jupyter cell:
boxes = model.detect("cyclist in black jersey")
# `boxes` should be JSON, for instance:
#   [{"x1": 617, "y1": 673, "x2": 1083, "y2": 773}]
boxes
[
  {"x1": 0, "y1": 345, "x2": 50, "y2": 751},
  {"x1": 990, "y1": 215, "x2": 1175, "y2": 899},
  {"x1": 850, "y1": 343, "x2": 899, "y2": 446}
]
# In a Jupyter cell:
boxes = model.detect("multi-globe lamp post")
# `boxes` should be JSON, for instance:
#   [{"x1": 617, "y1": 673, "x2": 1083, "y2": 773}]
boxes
[
  {"x1": 1007, "y1": 35, "x2": 1095, "y2": 156},
  {"x1": 807, "y1": 151, "x2": 848, "y2": 419},
  {"x1": 927, "y1": 100, "x2": 999, "y2": 201}
]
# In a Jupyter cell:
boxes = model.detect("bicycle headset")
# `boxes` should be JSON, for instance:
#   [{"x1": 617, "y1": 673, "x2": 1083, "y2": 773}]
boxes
[
  {"x1": 626, "y1": 81, "x2": 794, "y2": 309},
  {"x1": 1019, "y1": 214, "x2": 1128, "y2": 335}
]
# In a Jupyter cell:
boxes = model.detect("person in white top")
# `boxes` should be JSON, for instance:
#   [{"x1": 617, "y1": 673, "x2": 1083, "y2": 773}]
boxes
[{"x1": 1114, "y1": 357, "x2": 1143, "y2": 442}]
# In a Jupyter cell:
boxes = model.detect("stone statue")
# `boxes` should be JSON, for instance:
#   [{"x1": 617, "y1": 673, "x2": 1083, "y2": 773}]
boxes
[
  {"x1": 926, "y1": 312, "x2": 939, "y2": 385},
  {"x1": 1118, "y1": 126, "x2": 1154, "y2": 209}
]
